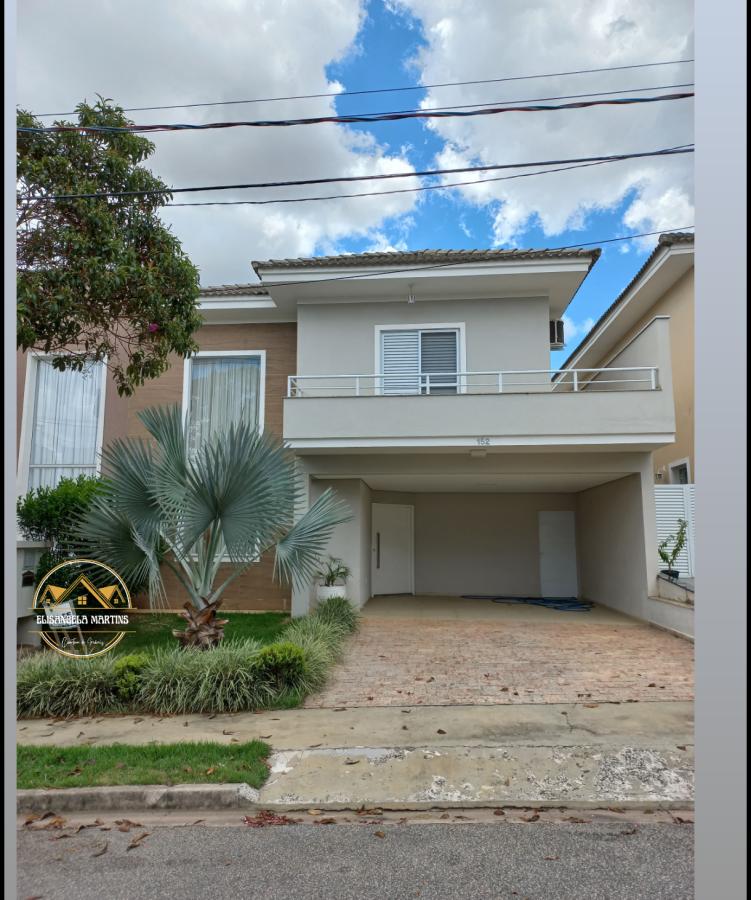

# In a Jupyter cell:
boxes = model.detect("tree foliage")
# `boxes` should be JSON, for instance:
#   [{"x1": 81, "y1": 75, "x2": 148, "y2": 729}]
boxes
[{"x1": 17, "y1": 98, "x2": 202, "y2": 396}]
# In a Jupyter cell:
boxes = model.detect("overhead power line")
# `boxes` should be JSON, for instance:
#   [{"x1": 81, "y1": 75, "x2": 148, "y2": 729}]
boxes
[
  {"x1": 32, "y1": 58, "x2": 695, "y2": 117},
  {"x1": 27, "y1": 146, "x2": 693, "y2": 202},
  {"x1": 167, "y1": 145, "x2": 694, "y2": 208},
  {"x1": 235, "y1": 227, "x2": 695, "y2": 291},
  {"x1": 20, "y1": 91, "x2": 694, "y2": 134}
]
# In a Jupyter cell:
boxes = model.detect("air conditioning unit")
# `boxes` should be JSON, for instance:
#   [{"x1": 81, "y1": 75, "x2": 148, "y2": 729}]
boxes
[{"x1": 549, "y1": 319, "x2": 565, "y2": 349}]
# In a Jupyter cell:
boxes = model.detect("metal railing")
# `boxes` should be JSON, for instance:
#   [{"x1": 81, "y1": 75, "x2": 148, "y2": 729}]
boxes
[{"x1": 286, "y1": 366, "x2": 659, "y2": 398}]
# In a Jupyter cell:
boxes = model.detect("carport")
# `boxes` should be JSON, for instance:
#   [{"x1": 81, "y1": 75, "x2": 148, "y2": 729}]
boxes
[{"x1": 299, "y1": 450, "x2": 661, "y2": 625}]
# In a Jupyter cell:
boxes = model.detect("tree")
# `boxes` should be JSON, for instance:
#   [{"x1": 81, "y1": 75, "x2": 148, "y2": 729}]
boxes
[
  {"x1": 17, "y1": 98, "x2": 202, "y2": 397},
  {"x1": 77, "y1": 405, "x2": 351, "y2": 645}
]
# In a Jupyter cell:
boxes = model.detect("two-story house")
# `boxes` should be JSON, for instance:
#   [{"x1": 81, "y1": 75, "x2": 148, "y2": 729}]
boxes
[{"x1": 16, "y1": 246, "x2": 677, "y2": 628}]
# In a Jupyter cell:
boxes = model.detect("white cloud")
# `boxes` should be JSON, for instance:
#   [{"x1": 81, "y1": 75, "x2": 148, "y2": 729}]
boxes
[
  {"x1": 562, "y1": 314, "x2": 596, "y2": 344},
  {"x1": 393, "y1": 0, "x2": 694, "y2": 246},
  {"x1": 17, "y1": 0, "x2": 419, "y2": 284}
]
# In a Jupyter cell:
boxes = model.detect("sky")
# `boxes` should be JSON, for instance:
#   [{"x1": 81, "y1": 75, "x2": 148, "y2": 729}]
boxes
[{"x1": 17, "y1": 0, "x2": 694, "y2": 365}]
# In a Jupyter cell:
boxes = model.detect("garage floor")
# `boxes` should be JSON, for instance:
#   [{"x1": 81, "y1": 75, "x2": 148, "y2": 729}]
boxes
[{"x1": 303, "y1": 595, "x2": 694, "y2": 709}]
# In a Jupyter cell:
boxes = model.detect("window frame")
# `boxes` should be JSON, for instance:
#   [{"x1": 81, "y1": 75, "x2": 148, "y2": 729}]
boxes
[
  {"x1": 17, "y1": 353, "x2": 108, "y2": 496},
  {"x1": 668, "y1": 457, "x2": 692, "y2": 485},
  {"x1": 374, "y1": 322, "x2": 467, "y2": 396},
  {"x1": 181, "y1": 349, "x2": 267, "y2": 437}
]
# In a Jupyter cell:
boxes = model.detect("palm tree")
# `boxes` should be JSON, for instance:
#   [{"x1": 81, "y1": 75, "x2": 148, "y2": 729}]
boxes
[{"x1": 77, "y1": 405, "x2": 350, "y2": 645}]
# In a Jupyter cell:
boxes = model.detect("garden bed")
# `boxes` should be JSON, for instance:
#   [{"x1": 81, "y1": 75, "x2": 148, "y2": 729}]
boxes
[{"x1": 17, "y1": 597, "x2": 359, "y2": 719}]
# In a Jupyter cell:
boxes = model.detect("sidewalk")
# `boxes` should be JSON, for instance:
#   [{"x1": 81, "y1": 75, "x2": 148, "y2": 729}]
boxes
[{"x1": 17, "y1": 701, "x2": 694, "y2": 812}]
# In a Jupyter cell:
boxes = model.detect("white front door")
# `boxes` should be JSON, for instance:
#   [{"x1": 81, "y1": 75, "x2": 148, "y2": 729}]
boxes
[
  {"x1": 538, "y1": 511, "x2": 579, "y2": 598},
  {"x1": 371, "y1": 503, "x2": 414, "y2": 595}
]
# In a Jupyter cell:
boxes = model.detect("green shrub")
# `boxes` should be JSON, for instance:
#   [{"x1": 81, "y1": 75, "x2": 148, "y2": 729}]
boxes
[
  {"x1": 17, "y1": 652, "x2": 119, "y2": 718},
  {"x1": 314, "y1": 596, "x2": 360, "y2": 633},
  {"x1": 112, "y1": 652, "x2": 150, "y2": 702},
  {"x1": 136, "y1": 640, "x2": 269, "y2": 714},
  {"x1": 16, "y1": 475, "x2": 104, "y2": 583},
  {"x1": 283, "y1": 614, "x2": 350, "y2": 691},
  {"x1": 251, "y1": 642, "x2": 307, "y2": 692}
]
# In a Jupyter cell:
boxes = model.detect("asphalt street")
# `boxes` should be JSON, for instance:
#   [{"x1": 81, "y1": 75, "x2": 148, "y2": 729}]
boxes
[{"x1": 16, "y1": 820, "x2": 693, "y2": 899}]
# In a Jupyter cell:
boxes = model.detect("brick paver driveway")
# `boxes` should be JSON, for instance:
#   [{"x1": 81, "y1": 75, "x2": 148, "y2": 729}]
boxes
[{"x1": 304, "y1": 602, "x2": 694, "y2": 709}]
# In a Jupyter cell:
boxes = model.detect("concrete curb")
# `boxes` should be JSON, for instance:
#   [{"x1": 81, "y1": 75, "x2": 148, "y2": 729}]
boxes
[
  {"x1": 17, "y1": 783, "x2": 694, "y2": 815},
  {"x1": 17, "y1": 783, "x2": 260, "y2": 814}
]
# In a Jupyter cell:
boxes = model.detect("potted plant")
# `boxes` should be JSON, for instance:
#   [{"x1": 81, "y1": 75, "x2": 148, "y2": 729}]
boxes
[
  {"x1": 658, "y1": 518, "x2": 687, "y2": 579},
  {"x1": 314, "y1": 556, "x2": 351, "y2": 602}
]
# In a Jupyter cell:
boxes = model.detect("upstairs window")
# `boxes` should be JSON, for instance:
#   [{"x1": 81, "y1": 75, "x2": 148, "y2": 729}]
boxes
[
  {"x1": 185, "y1": 352, "x2": 265, "y2": 453},
  {"x1": 380, "y1": 328, "x2": 460, "y2": 395},
  {"x1": 23, "y1": 358, "x2": 105, "y2": 491}
]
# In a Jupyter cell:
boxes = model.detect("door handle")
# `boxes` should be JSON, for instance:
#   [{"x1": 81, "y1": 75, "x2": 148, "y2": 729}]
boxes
[{"x1": 376, "y1": 532, "x2": 380, "y2": 568}]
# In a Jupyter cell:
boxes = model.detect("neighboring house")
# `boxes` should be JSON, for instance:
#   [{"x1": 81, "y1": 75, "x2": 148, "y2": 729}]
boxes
[
  {"x1": 16, "y1": 247, "x2": 678, "y2": 628},
  {"x1": 561, "y1": 232, "x2": 694, "y2": 485}
]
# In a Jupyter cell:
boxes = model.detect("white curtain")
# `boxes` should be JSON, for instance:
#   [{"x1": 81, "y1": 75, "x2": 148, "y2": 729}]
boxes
[
  {"x1": 188, "y1": 356, "x2": 261, "y2": 452},
  {"x1": 28, "y1": 360, "x2": 103, "y2": 490}
]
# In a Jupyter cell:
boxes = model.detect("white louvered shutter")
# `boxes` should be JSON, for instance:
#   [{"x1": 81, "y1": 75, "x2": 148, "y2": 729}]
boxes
[
  {"x1": 654, "y1": 485, "x2": 694, "y2": 577},
  {"x1": 381, "y1": 330, "x2": 420, "y2": 394},
  {"x1": 420, "y1": 331, "x2": 458, "y2": 393}
]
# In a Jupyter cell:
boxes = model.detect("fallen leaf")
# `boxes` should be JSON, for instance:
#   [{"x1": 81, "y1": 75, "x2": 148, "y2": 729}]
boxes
[
  {"x1": 521, "y1": 814, "x2": 540, "y2": 822},
  {"x1": 344, "y1": 759, "x2": 360, "y2": 765},
  {"x1": 126, "y1": 831, "x2": 151, "y2": 850},
  {"x1": 316, "y1": 817, "x2": 336, "y2": 825},
  {"x1": 493, "y1": 809, "x2": 505, "y2": 817},
  {"x1": 183, "y1": 722, "x2": 189, "y2": 727},
  {"x1": 133, "y1": 718, "x2": 143, "y2": 724},
  {"x1": 260, "y1": 734, "x2": 272, "y2": 739},
  {"x1": 31, "y1": 816, "x2": 67, "y2": 831},
  {"x1": 308, "y1": 743, "x2": 322, "y2": 748},
  {"x1": 91, "y1": 842, "x2": 108, "y2": 858},
  {"x1": 564, "y1": 816, "x2": 589, "y2": 824},
  {"x1": 192, "y1": 819, "x2": 205, "y2": 826},
  {"x1": 436, "y1": 729, "x2": 446, "y2": 735},
  {"x1": 607, "y1": 807, "x2": 625, "y2": 813},
  {"x1": 373, "y1": 830, "x2": 386, "y2": 838},
  {"x1": 222, "y1": 730, "x2": 234, "y2": 736},
  {"x1": 230, "y1": 738, "x2": 240, "y2": 743},
  {"x1": 402, "y1": 725, "x2": 408, "y2": 730},
  {"x1": 544, "y1": 855, "x2": 560, "y2": 861},
  {"x1": 620, "y1": 827, "x2": 638, "y2": 835},
  {"x1": 74, "y1": 820, "x2": 104, "y2": 833},
  {"x1": 205, "y1": 767, "x2": 216, "y2": 775},
  {"x1": 676, "y1": 744, "x2": 687, "y2": 751},
  {"x1": 426, "y1": 677, "x2": 435, "y2": 683},
  {"x1": 583, "y1": 703, "x2": 599, "y2": 708},
  {"x1": 307, "y1": 809, "x2": 322, "y2": 816},
  {"x1": 647, "y1": 683, "x2": 657, "y2": 688},
  {"x1": 333, "y1": 707, "x2": 346, "y2": 712},
  {"x1": 439, "y1": 813, "x2": 450, "y2": 820},
  {"x1": 183, "y1": 766, "x2": 193, "y2": 774},
  {"x1": 242, "y1": 810, "x2": 292, "y2": 827},
  {"x1": 114, "y1": 819, "x2": 142, "y2": 832}
]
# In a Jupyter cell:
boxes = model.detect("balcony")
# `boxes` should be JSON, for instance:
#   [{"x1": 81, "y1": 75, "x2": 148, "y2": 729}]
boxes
[{"x1": 283, "y1": 365, "x2": 675, "y2": 453}]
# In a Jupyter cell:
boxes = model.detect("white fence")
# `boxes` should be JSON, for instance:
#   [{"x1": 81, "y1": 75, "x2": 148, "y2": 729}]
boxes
[{"x1": 654, "y1": 485, "x2": 696, "y2": 578}]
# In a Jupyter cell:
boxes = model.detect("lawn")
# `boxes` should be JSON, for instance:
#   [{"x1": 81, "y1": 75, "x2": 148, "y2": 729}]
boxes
[
  {"x1": 17, "y1": 741, "x2": 270, "y2": 789},
  {"x1": 117, "y1": 611, "x2": 290, "y2": 653}
]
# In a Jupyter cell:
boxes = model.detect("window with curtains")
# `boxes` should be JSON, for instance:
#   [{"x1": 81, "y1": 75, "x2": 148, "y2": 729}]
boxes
[
  {"x1": 186, "y1": 354, "x2": 263, "y2": 453},
  {"x1": 26, "y1": 358, "x2": 104, "y2": 490},
  {"x1": 380, "y1": 328, "x2": 460, "y2": 395}
]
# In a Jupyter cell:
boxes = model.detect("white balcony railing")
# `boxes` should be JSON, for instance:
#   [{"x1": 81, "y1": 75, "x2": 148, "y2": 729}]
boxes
[{"x1": 287, "y1": 367, "x2": 659, "y2": 398}]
